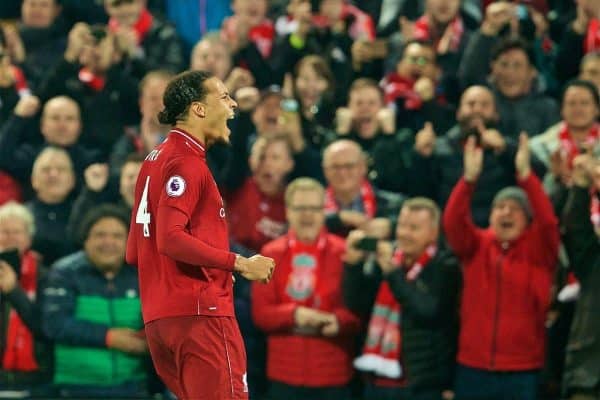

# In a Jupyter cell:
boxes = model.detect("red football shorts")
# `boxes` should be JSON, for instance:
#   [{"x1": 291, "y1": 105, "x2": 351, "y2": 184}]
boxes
[{"x1": 145, "y1": 315, "x2": 249, "y2": 399}]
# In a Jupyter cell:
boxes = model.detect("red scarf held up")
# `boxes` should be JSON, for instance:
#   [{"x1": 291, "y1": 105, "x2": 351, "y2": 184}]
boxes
[
  {"x1": 108, "y1": 8, "x2": 154, "y2": 45},
  {"x1": 2, "y1": 250, "x2": 39, "y2": 372},
  {"x1": 78, "y1": 68, "x2": 106, "y2": 92},
  {"x1": 324, "y1": 180, "x2": 376, "y2": 218},
  {"x1": 311, "y1": 3, "x2": 375, "y2": 41},
  {"x1": 282, "y1": 230, "x2": 328, "y2": 309},
  {"x1": 585, "y1": 18, "x2": 600, "y2": 54},
  {"x1": 413, "y1": 15, "x2": 464, "y2": 53},
  {"x1": 558, "y1": 122, "x2": 599, "y2": 167},
  {"x1": 353, "y1": 245, "x2": 436, "y2": 379},
  {"x1": 221, "y1": 17, "x2": 275, "y2": 58},
  {"x1": 381, "y1": 72, "x2": 422, "y2": 110},
  {"x1": 11, "y1": 66, "x2": 30, "y2": 98}
]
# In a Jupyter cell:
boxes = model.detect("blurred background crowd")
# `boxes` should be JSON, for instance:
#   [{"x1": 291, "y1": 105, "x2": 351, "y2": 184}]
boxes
[{"x1": 0, "y1": 0, "x2": 599, "y2": 399}]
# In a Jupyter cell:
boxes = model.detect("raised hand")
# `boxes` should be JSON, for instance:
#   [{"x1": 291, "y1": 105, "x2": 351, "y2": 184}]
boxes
[
  {"x1": 515, "y1": 132, "x2": 531, "y2": 179},
  {"x1": 463, "y1": 135, "x2": 483, "y2": 182},
  {"x1": 375, "y1": 240, "x2": 395, "y2": 274},
  {"x1": 571, "y1": 153, "x2": 594, "y2": 188},
  {"x1": 477, "y1": 120, "x2": 506, "y2": 153},
  {"x1": 414, "y1": 122, "x2": 436, "y2": 157},
  {"x1": 343, "y1": 229, "x2": 366, "y2": 264},
  {"x1": 13, "y1": 95, "x2": 40, "y2": 118},
  {"x1": 65, "y1": 22, "x2": 92, "y2": 63},
  {"x1": 84, "y1": 163, "x2": 110, "y2": 192},
  {"x1": 376, "y1": 108, "x2": 396, "y2": 135},
  {"x1": 481, "y1": 2, "x2": 515, "y2": 36},
  {"x1": 335, "y1": 107, "x2": 354, "y2": 135},
  {"x1": 414, "y1": 77, "x2": 435, "y2": 102}
]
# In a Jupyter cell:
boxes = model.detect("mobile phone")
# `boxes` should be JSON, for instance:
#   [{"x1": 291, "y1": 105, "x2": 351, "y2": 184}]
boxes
[
  {"x1": 280, "y1": 98, "x2": 299, "y2": 113},
  {"x1": 354, "y1": 237, "x2": 378, "y2": 252},
  {"x1": 0, "y1": 248, "x2": 21, "y2": 278},
  {"x1": 516, "y1": 4, "x2": 528, "y2": 20}
]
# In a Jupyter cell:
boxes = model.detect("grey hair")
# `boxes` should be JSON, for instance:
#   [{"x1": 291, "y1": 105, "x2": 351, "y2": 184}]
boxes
[{"x1": 0, "y1": 201, "x2": 35, "y2": 237}]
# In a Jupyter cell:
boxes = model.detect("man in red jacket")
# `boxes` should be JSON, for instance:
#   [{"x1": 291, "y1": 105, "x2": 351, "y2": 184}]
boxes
[
  {"x1": 251, "y1": 177, "x2": 361, "y2": 400},
  {"x1": 126, "y1": 70, "x2": 275, "y2": 400},
  {"x1": 443, "y1": 133, "x2": 559, "y2": 400}
]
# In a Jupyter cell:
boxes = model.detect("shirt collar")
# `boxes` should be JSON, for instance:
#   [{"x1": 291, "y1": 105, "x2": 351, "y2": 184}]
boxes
[{"x1": 169, "y1": 128, "x2": 206, "y2": 153}]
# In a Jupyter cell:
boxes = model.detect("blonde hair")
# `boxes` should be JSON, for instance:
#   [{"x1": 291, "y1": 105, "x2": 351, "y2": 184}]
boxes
[
  {"x1": 0, "y1": 201, "x2": 35, "y2": 236},
  {"x1": 285, "y1": 177, "x2": 325, "y2": 206},
  {"x1": 402, "y1": 197, "x2": 440, "y2": 227}
]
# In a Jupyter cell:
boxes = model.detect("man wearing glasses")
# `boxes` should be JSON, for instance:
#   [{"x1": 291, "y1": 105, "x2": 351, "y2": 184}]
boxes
[{"x1": 251, "y1": 177, "x2": 361, "y2": 400}]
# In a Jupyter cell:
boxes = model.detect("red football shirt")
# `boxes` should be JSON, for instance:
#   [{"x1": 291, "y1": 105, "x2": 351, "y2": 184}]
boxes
[
  {"x1": 126, "y1": 128, "x2": 237, "y2": 323},
  {"x1": 225, "y1": 177, "x2": 287, "y2": 253}
]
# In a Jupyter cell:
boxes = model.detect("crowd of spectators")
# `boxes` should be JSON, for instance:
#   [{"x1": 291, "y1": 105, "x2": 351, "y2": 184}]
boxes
[{"x1": 0, "y1": 0, "x2": 599, "y2": 399}]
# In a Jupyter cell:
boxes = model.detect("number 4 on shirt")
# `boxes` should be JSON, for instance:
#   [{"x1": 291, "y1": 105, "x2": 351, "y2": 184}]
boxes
[{"x1": 136, "y1": 176, "x2": 151, "y2": 237}]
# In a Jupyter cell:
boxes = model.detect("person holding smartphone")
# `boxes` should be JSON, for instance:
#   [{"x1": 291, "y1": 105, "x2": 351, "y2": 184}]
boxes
[
  {"x1": 343, "y1": 197, "x2": 460, "y2": 400},
  {"x1": 0, "y1": 201, "x2": 52, "y2": 398}
]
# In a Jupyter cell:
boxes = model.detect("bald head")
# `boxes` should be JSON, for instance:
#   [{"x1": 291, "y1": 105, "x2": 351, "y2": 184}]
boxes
[
  {"x1": 41, "y1": 96, "x2": 82, "y2": 147},
  {"x1": 31, "y1": 147, "x2": 76, "y2": 204},
  {"x1": 457, "y1": 85, "x2": 499, "y2": 130},
  {"x1": 323, "y1": 139, "x2": 364, "y2": 167},
  {"x1": 323, "y1": 140, "x2": 367, "y2": 199}
]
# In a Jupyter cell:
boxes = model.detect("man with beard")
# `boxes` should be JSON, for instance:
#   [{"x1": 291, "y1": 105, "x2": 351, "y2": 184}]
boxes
[
  {"x1": 413, "y1": 85, "x2": 520, "y2": 226},
  {"x1": 125, "y1": 70, "x2": 275, "y2": 400}
]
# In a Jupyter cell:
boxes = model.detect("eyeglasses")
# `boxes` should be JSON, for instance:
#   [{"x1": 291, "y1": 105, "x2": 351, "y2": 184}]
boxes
[
  {"x1": 288, "y1": 205, "x2": 323, "y2": 213},
  {"x1": 405, "y1": 56, "x2": 433, "y2": 66},
  {"x1": 325, "y1": 162, "x2": 360, "y2": 171}
]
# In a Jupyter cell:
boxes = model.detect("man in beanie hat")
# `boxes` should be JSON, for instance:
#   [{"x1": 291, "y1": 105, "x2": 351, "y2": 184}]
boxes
[
  {"x1": 492, "y1": 186, "x2": 533, "y2": 220},
  {"x1": 443, "y1": 133, "x2": 559, "y2": 399}
]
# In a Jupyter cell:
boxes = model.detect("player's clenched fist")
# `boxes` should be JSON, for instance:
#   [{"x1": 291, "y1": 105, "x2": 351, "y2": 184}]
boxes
[{"x1": 234, "y1": 254, "x2": 275, "y2": 283}]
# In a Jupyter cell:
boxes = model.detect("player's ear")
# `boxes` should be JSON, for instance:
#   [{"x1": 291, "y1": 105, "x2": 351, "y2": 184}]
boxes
[{"x1": 191, "y1": 102, "x2": 206, "y2": 118}]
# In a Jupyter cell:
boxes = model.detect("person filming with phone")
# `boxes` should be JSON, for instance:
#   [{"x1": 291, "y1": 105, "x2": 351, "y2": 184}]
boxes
[
  {"x1": 343, "y1": 197, "x2": 460, "y2": 400},
  {"x1": 0, "y1": 202, "x2": 52, "y2": 398}
]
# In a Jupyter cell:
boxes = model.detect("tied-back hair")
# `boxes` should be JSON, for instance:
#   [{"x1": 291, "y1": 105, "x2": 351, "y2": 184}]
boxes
[{"x1": 157, "y1": 70, "x2": 214, "y2": 126}]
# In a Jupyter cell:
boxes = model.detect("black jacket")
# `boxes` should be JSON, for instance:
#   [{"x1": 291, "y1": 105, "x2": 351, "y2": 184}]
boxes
[
  {"x1": 562, "y1": 187, "x2": 600, "y2": 393},
  {"x1": 343, "y1": 248, "x2": 460, "y2": 390},
  {"x1": 37, "y1": 59, "x2": 140, "y2": 158}
]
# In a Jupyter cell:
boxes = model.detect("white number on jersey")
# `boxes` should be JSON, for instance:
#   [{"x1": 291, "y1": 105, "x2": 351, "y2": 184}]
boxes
[{"x1": 136, "y1": 176, "x2": 151, "y2": 237}]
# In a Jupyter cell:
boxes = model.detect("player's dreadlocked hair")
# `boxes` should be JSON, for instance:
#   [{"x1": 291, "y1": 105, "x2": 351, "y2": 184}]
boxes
[{"x1": 158, "y1": 70, "x2": 214, "y2": 126}]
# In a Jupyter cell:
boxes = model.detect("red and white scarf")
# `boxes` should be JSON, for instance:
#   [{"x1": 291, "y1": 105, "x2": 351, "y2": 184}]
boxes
[
  {"x1": 283, "y1": 230, "x2": 328, "y2": 309},
  {"x1": 381, "y1": 72, "x2": 422, "y2": 109},
  {"x1": 585, "y1": 18, "x2": 600, "y2": 54},
  {"x1": 558, "y1": 122, "x2": 599, "y2": 167},
  {"x1": 78, "y1": 68, "x2": 106, "y2": 92},
  {"x1": 221, "y1": 17, "x2": 275, "y2": 58},
  {"x1": 108, "y1": 8, "x2": 154, "y2": 45},
  {"x1": 413, "y1": 15, "x2": 464, "y2": 53},
  {"x1": 353, "y1": 245, "x2": 436, "y2": 379},
  {"x1": 11, "y1": 66, "x2": 30, "y2": 98},
  {"x1": 2, "y1": 251, "x2": 39, "y2": 372},
  {"x1": 324, "y1": 180, "x2": 376, "y2": 218},
  {"x1": 312, "y1": 3, "x2": 376, "y2": 41}
]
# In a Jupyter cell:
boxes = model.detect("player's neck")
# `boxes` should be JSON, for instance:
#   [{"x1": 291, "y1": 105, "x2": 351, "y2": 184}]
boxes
[{"x1": 174, "y1": 122, "x2": 206, "y2": 147}]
